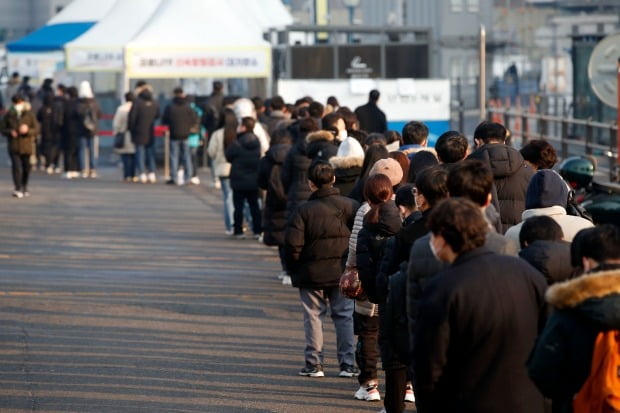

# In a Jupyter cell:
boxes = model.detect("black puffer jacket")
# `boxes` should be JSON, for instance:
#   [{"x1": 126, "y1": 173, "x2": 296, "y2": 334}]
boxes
[
  {"x1": 225, "y1": 132, "x2": 261, "y2": 191},
  {"x1": 162, "y1": 96, "x2": 198, "y2": 141},
  {"x1": 285, "y1": 187, "x2": 359, "y2": 289},
  {"x1": 282, "y1": 138, "x2": 312, "y2": 215},
  {"x1": 129, "y1": 89, "x2": 159, "y2": 146},
  {"x1": 528, "y1": 267, "x2": 620, "y2": 413},
  {"x1": 330, "y1": 155, "x2": 363, "y2": 198},
  {"x1": 258, "y1": 143, "x2": 292, "y2": 246},
  {"x1": 519, "y1": 240, "x2": 574, "y2": 286},
  {"x1": 469, "y1": 144, "x2": 535, "y2": 232},
  {"x1": 356, "y1": 201, "x2": 402, "y2": 304},
  {"x1": 74, "y1": 98, "x2": 101, "y2": 138},
  {"x1": 62, "y1": 98, "x2": 80, "y2": 150}
]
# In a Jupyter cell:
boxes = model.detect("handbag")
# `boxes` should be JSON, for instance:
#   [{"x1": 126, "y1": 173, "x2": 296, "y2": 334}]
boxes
[
  {"x1": 339, "y1": 267, "x2": 363, "y2": 299},
  {"x1": 113, "y1": 132, "x2": 125, "y2": 149}
]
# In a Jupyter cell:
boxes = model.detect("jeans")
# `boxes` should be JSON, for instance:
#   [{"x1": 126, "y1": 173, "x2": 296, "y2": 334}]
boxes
[
  {"x1": 8, "y1": 149, "x2": 31, "y2": 192},
  {"x1": 170, "y1": 139, "x2": 192, "y2": 183},
  {"x1": 299, "y1": 287, "x2": 355, "y2": 367},
  {"x1": 120, "y1": 154, "x2": 135, "y2": 179},
  {"x1": 78, "y1": 136, "x2": 96, "y2": 171},
  {"x1": 354, "y1": 312, "x2": 380, "y2": 385},
  {"x1": 219, "y1": 177, "x2": 234, "y2": 232},
  {"x1": 232, "y1": 189, "x2": 262, "y2": 235},
  {"x1": 135, "y1": 141, "x2": 156, "y2": 175}
]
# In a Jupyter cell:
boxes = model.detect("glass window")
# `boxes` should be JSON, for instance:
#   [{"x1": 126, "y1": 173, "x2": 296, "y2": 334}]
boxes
[
  {"x1": 450, "y1": 0, "x2": 463, "y2": 12},
  {"x1": 450, "y1": 57, "x2": 463, "y2": 80},
  {"x1": 467, "y1": 0, "x2": 479, "y2": 12},
  {"x1": 467, "y1": 58, "x2": 479, "y2": 85}
]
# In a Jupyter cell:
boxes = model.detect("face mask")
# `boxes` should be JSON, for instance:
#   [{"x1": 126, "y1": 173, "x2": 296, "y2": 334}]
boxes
[
  {"x1": 14, "y1": 103, "x2": 25, "y2": 113},
  {"x1": 429, "y1": 236, "x2": 442, "y2": 261},
  {"x1": 337, "y1": 129, "x2": 347, "y2": 142}
]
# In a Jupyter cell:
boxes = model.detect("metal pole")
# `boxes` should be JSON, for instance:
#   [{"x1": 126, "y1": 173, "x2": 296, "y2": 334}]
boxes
[{"x1": 479, "y1": 25, "x2": 486, "y2": 121}]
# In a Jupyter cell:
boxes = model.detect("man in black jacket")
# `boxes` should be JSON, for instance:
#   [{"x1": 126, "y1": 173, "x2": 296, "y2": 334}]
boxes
[
  {"x1": 412, "y1": 198, "x2": 546, "y2": 413},
  {"x1": 354, "y1": 89, "x2": 387, "y2": 134},
  {"x1": 129, "y1": 81, "x2": 159, "y2": 183},
  {"x1": 468, "y1": 121, "x2": 535, "y2": 232},
  {"x1": 162, "y1": 87, "x2": 198, "y2": 185},
  {"x1": 284, "y1": 161, "x2": 360, "y2": 378}
]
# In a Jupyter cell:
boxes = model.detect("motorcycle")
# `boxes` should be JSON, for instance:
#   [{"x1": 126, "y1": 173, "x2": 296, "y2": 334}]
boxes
[{"x1": 559, "y1": 156, "x2": 620, "y2": 226}]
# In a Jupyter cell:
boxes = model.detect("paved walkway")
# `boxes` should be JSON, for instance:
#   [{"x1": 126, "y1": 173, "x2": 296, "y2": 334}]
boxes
[{"x1": 0, "y1": 161, "x2": 408, "y2": 412}]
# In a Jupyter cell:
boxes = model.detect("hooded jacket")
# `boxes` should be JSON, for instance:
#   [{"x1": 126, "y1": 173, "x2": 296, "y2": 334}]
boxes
[
  {"x1": 162, "y1": 96, "x2": 198, "y2": 141},
  {"x1": 282, "y1": 137, "x2": 312, "y2": 215},
  {"x1": 258, "y1": 142, "x2": 292, "y2": 246},
  {"x1": 225, "y1": 132, "x2": 261, "y2": 191},
  {"x1": 129, "y1": 88, "x2": 159, "y2": 146},
  {"x1": 528, "y1": 267, "x2": 620, "y2": 413},
  {"x1": 306, "y1": 130, "x2": 338, "y2": 162},
  {"x1": 468, "y1": 143, "x2": 535, "y2": 232},
  {"x1": 285, "y1": 187, "x2": 359, "y2": 289},
  {"x1": 330, "y1": 155, "x2": 363, "y2": 198}
]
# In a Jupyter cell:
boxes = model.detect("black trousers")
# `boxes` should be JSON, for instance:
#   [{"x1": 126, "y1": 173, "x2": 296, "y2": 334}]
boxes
[
  {"x1": 384, "y1": 366, "x2": 407, "y2": 413},
  {"x1": 8, "y1": 150, "x2": 31, "y2": 192},
  {"x1": 232, "y1": 189, "x2": 262, "y2": 235},
  {"x1": 354, "y1": 312, "x2": 380, "y2": 385}
]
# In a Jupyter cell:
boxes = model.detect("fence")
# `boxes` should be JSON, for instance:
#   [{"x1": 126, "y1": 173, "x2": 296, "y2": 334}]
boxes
[{"x1": 487, "y1": 106, "x2": 619, "y2": 182}]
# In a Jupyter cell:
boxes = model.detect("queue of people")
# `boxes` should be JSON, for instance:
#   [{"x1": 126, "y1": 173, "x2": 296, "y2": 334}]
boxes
[{"x1": 3, "y1": 80, "x2": 618, "y2": 413}]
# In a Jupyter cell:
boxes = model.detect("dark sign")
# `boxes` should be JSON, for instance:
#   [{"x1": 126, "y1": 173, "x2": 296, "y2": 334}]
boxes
[
  {"x1": 291, "y1": 46, "x2": 334, "y2": 79},
  {"x1": 338, "y1": 46, "x2": 380, "y2": 79},
  {"x1": 385, "y1": 45, "x2": 429, "y2": 78}
]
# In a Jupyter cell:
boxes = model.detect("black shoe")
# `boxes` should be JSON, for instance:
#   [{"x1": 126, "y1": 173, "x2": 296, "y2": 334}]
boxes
[
  {"x1": 339, "y1": 363, "x2": 360, "y2": 377},
  {"x1": 165, "y1": 179, "x2": 175, "y2": 185},
  {"x1": 299, "y1": 364, "x2": 324, "y2": 377}
]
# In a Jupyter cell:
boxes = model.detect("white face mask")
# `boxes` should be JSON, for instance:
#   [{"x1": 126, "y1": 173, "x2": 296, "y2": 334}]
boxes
[
  {"x1": 429, "y1": 235, "x2": 442, "y2": 261},
  {"x1": 337, "y1": 129, "x2": 347, "y2": 142},
  {"x1": 14, "y1": 103, "x2": 25, "y2": 113}
]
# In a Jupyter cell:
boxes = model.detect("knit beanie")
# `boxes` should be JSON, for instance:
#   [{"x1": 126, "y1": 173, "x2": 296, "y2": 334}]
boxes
[
  {"x1": 525, "y1": 169, "x2": 569, "y2": 210},
  {"x1": 369, "y1": 158, "x2": 403, "y2": 186},
  {"x1": 336, "y1": 137, "x2": 365, "y2": 160}
]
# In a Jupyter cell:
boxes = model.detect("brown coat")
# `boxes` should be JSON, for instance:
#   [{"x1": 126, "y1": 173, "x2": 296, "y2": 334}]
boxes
[{"x1": 2, "y1": 105, "x2": 39, "y2": 155}]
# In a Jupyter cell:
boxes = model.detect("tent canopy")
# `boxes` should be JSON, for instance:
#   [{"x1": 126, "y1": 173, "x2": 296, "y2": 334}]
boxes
[
  {"x1": 124, "y1": 0, "x2": 271, "y2": 79},
  {"x1": 65, "y1": 0, "x2": 163, "y2": 71},
  {"x1": 7, "y1": 0, "x2": 117, "y2": 53}
]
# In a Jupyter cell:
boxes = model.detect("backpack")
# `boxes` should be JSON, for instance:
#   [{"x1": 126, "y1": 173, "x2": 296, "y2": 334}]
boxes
[{"x1": 573, "y1": 330, "x2": 620, "y2": 413}]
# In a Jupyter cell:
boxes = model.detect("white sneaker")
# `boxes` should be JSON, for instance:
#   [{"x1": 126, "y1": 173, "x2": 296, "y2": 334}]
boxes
[
  {"x1": 277, "y1": 271, "x2": 287, "y2": 280},
  {"x1": 354, "y1": 382, "x2": 381, "y2": 401},
  {"x1": 404, "y1": 383, "x2": 415, "y2": 402},
  {"x1": 54, "y1": 167, "x2": 62, "y2": 174},
  {"x1": 22, "y1": 191, "x2": 30, "y2": 198},
  {"x1": 12, "y1": 190, "x2": 24, "y2": 199},
  {"x1": 46, "y1": 166, "x2": 54, "y2": 175},
  {"x1": 89, "y1": 170, "x2": 97, "y2": 178},
  {"x1": 81, "y1": 171, "x2": 89, "y2": 178},
  {"x1": 139, "y1": 173, "x2": 148, "y2": 183},
  {"x1": 214, "y1": 180, "x2": 221, "y2": 189},
  {"x1": 147, "y1": 172, "x2": 157, "y2": 183},
  {"x1": 281, "y1": 275, "x2": 292, "y2": 286},
  {"x1": 64, "y1": 172, "x2": 74, "y2": 180},
  {"x1": 189, "y1": 176, "x2": 201, "y2": 185}
]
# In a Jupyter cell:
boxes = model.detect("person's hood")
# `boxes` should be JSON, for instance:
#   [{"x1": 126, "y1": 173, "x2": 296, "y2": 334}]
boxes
[
  {"x1": 363, "y1": 200, "x2": 402, "y2": 236},
  {"x1": 546, "y1": 268, "x2": 620, "y2": 329},
  {"x1": 266, "y1": 143, "x2": 291, "y2": 164},
  {"x1": 237, "y1": 132, "x2": 260, "y2": 150},
  {"x1": 306, "y1": 130, "x2": 335, "y2": 144},
  {"x1": 78, "y1": 81, "x2": 94, "y2": 99},
  {"x1": 135, "y1": 83, "x2": 154, "y2": 96},
  {"x1": 519, "y1": 240, "x2": 574, "y2": 285},
  {"x1": 525, "y1": 169, "x2": 569, "y2": 210},
  {"x1": 173, "y1": 96, "x2": 187, "y2": 105},
  {"x1": 330, "y1": 155, "x2": 364, "y2": 169},
  {"x1": 469, "y1": 143, "x2": 529, "y2": 178}
]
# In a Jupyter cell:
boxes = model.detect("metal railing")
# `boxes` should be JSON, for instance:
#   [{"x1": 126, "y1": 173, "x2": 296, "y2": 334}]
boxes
[{"x1": 487, "y1": 107, "x2": 619, "y2": 182}]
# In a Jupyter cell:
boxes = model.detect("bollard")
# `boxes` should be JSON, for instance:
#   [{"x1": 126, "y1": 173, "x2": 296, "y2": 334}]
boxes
[{"x1": 585, "y1": 119, "x2": 593, "y2": 156}]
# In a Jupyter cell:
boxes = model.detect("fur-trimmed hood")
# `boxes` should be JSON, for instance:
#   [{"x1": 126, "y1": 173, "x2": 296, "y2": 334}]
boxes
[
  {"x1": 546, "y1": 268, "x2": 620, "y2": 329},
  {"x1": 330, "y1": 156, "x2": 364, "y2": 169},
  {"x1": 306, "y1": 130, "x2": 335, "y2": 143}
]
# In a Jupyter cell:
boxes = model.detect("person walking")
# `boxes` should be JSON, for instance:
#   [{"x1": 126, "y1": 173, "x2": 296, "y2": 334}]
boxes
[
  {"x1": 76, "y1": 81, "x2": 101, "y2": 178},
  {"x1": 2, "y1": 94, "x2": 39, "y2": 198},
  {"x1": 162, "y1": 87, "x2": 197, "y2": 185},
  {"x1": 128, "y1": 81, "x2": 159, "y2": 184},
  {"x1": 112, "y1": 92, "x2": 136, "y2": 182},
  {"x1": 354, "y1": 90, "x2": 387, "y2": 133},
  {"x1": 61, "y1": 86, "x2": 80, "y2": 179},
  {"x1": 225, "y1": 117, "x2": 262, "y2": 239},
  {"x1": 412, "y1": 198, "x2": 547, "y2": 413},
  {"x1": 285, "y1": 161, "x2": 360, "y2": 378}
]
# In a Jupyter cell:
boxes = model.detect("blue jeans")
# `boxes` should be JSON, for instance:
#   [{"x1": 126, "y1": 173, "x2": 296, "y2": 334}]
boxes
[
  {"x1": 78, "y1": 136, "x2": 96, "y2": 171},
  {"x1": 170, "y1": 139, "x2": 192, "y2": 183},
  {"x1": 299, "y1": 287, "x2": 355, "y2": 367},
  {"x1": 120, "y1": 154, "x2": 135, "y2": 179},
  {"x1": 219, "y1": 177, "x2": 234, "y2": 232},
  {"x1": 135, "y1": 141, "x2": 156, "y2": 175}
]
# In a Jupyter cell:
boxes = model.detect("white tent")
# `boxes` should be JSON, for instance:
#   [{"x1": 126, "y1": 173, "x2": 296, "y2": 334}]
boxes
[
  {"x1": 124, "y1": 0, "x2": 271, "y2": 79},
  {"x1": 65, "y1": 0, "x2": 163, "y2": 72},
  {"x1": 47, "y1": 0, "x2": 118, "y2": 25}
]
